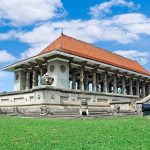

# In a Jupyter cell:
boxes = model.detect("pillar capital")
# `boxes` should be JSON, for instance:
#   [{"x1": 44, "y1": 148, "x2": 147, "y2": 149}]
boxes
[{"x1": 80, "y1": 61, "x2": 87, "y2": 68}]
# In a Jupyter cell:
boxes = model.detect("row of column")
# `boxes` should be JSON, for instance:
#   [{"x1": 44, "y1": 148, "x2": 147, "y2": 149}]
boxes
[
  {"x1": 70, "y1": 67, "x2": 150, "y2": 98},
  {"x1": 26, "y1": 67, "x2": 46, "y2": 90}
]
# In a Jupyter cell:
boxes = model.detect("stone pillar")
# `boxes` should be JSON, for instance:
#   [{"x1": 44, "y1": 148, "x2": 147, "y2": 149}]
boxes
[
  {"x1": 72, "y1": 70, "x2": 76, "y2": 89},
  {"x1": 26, "y1": 71, "x2": 30, "y2": 90},
  {"x1": 92, "y1": 69, "x2": 97, "y2": 92},
  {"x1": 148, "y1": 83, "x2": 150, "y2": 95},
  {"x1": 103, "y1": 72, "x2": 108, "y2": 93},
  {"x1": 80, "y1": 66, "x2": 84, "y2": 90},
  {"x1": 77, "y1": 80, "x2": 80, "y2": 90},
  {"x1": 129, "y1": 78, "x2": 133, "y2": 95},
  {"x1": 33, "y1": 70, "x2": 38, "y2": 87},
  {"x1": 142, "y1": 82, "x2": 146, "y2": 98},
  {"x1": 96, "y1": 73, "x2": 100, "y2": 92},
  {"x1": 113, "y1": 75, "x2": 117, "y2": 94},
  {"x1": 136, "y1": 79, "x2": 140, "y2": 96},
  {"x1": 40, "y1": 67, "x2": 45, "y2": 77},
  {"x1": 122, "y1": 76, "x2": 126, "y2": 95},
  {"x1": 84, "y1": 72, "x2": 89, "y2": 91}
]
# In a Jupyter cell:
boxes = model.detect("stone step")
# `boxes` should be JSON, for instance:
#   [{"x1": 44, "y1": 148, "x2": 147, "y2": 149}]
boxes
[
  {"x1": 119, "y1": 110, "x2": 136, "y2": 113},
  {"x1": 88, "y1": 109, "x2": 111, "y2": 112},
  {"x1": 89, "y1": 114, "x2": 112, "y2": 117},
  {"x1": 89, "y1": 111, "x2": 110, "y2": 115},
  {"x1": 53, "y1": 112, "x2": 79, "y2": 115},
  {"x1": 51, "y1": 109, "x2": 79, "y2": 115}
]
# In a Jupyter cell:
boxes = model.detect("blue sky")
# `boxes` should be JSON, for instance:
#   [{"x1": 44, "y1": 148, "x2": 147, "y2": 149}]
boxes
[{"x1": 0, "y1": 0, "x2": 150, "y2": 92}]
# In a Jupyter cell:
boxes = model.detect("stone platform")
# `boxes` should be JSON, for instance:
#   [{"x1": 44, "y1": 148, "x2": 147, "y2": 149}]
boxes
[{"x1": 0, "y1": 85, "x2": 139, "y2": 116}]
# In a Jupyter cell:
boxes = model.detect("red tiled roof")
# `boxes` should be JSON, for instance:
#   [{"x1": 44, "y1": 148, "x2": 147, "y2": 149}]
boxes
[{"x1": 39, "y1": 34, "x2": 150, "y2": 76}]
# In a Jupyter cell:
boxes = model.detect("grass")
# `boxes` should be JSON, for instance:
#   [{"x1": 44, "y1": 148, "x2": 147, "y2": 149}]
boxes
[{"x1": 0, "y1": 116, "x2": 149, "y2": 150}]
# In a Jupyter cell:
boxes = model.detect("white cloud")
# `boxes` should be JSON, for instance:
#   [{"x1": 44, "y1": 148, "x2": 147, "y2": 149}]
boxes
[
  {"x1": 0, "y1": 0, "x2": 66, "y2": 25},
  {"x1": 13, "y1": 13, "x2": 150, "y2": 59},
  {"x1": 20, "y1": 43, "x2": 49, "y2": 59},
  {"x1": 0, "y1": 31, "x2": 16, "y2": 40},
  {"x1": 17, "y1": 23, "x2": 61, "y2": 44},
  {"x1": 16, "y1": 18, "x2": 139, "y2": 46},
  {"x1": 0, "y1": 50, "x2": 16, "y2": 63},
  {"x1": 18, "y1": 19, "x2": 139, "y2": 59},
  {"x1": 16, "y1": 14, "x2": 142, "y2": 47},
  {"x1": 114, "y1": 50, "x2": 149, "y2": 65},
  {"x1": 3, "y1": 13, "x2": 150, "y2": 44},
  {"x1": 1, "y1": 13, "x2": 150, "y2": 46},
  {"x1": 1, "y1": 13, "x2": 150, "y2": 59},
  {"x1": 89, "y1": 0, "x2": 139, "y2": 18},
  {"x1": 110, "y1": 13, "x2": 148, "y2": 25},
  {"x1": 110, "y1": 13, "x2": 150, "y2": 36}
]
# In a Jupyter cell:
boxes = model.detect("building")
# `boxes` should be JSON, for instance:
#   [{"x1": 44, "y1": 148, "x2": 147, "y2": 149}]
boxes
[{"x1": 0, "y1": 34, "x2": 150, "y2": 116}]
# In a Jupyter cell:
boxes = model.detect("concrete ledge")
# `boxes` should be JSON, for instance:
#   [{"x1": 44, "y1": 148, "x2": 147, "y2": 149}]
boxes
[
  {"x1": 0, "y1": 85, "x2": 139, "y2": 98},
  {"x1": 33, "y1": 85, "x2": 139, "y2": 98},
  {"x1": 0, "y1": 89, "x2": 33, "y2": 96},
  {"x1": 110, "y1": 101, "x2": 132, "y2": 104}
]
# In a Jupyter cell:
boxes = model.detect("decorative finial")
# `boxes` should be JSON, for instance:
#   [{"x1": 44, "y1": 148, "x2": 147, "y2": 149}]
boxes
[{"x1": 61, "y1": 28, "x2": 63, "y2": 35}]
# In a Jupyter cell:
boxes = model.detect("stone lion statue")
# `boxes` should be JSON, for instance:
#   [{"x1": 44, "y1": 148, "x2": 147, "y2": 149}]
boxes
[
  {"x1": 114, "y1": 104, "x2": 120, "y2": 113},
  {"x1": 40, "y1": 73, "x2": 54, "y2": 85}
]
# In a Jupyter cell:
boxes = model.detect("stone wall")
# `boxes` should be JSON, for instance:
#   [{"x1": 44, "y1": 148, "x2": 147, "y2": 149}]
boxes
[{"x1": 0, "y1": 85, "x2": 140, "y2": 115}]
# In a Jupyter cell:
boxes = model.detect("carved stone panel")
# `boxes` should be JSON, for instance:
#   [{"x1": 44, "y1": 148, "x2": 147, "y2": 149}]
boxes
[{"x1": 60, "y1": 65, "x2": 66, "y2": 72}]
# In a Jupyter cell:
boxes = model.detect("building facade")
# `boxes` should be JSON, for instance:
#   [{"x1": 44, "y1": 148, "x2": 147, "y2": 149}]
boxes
[{"x1": 0, "y1": 34, "x2": 150, "y2": 116}]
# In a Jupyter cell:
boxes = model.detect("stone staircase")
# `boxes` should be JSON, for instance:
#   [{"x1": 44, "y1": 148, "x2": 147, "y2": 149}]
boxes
[
  {"x1": 52, "y1": 110, "x2": 79, "y2": 117},
  {"x1": 136, "y1": 94, "x2": 150, "y2": 104},
  {"x1": 88, "y1": 105, "x2": 112, "y2": 116}
]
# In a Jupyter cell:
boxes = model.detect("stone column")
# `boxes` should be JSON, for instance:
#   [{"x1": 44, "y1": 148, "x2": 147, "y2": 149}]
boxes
[
  {"x1": 96, "y1": 73, "x2": 100, "y2": 92},
  {"x1": 84, "y1": 72, "x2": 89, "y2": 91},
  {"x1": 40, "y1": 67, "x2": 45, "y2": 77},
  {"x1": 77, "y1": 80, "x2": 80, "y2": 90},
  {"x1": 113, "y1": 74, "x2": 117, "y2": 94},
  {"x1": 72, "y1": 70, "x2": 76, "y2": 89},
  {"x1": 136, "y1": 79, "x2": 140, "y2": 96},
  {"x1": 103, "y1": 72, "x2": 108, "y2": 93},
  {"x1": 142, "y1": 82, "x2": 146, "y2": 98},
  {"x1": 80, "y1": 66, "x2": 84, "y2": 90},
  {"x1": 129, "y1": 78, "x2": 133, "y2": 95},
  {"x1": 26, "y1": 71, "x2": 30, "y2": 90},
  {"x1": 92, "y1": 69, "x2": 97, "y2": 92},
  {"x1": 122, "y1": 76, "x2": 126, "y2": 95},
  {"x1": 33, "y1": 70, "x2": 38, "y2": 87},
  {"x1": 148, "y1": 83, "x2": 150, "y2": 95}
]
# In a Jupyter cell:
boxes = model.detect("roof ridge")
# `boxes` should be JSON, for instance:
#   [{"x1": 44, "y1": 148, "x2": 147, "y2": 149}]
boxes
[
  {"x1": 60, "y1": 33, "x2": 63, "y2": 49},
  {"x1": 62, "y1": 34, "x2": 137, "y2": 63}
]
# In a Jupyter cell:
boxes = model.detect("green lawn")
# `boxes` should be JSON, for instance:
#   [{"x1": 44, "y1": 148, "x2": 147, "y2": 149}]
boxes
[{"x1": 0, "y1": 116, "x2": 149, "y2": 150}]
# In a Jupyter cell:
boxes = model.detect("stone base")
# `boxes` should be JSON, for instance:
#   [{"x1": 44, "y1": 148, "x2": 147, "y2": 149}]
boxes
[{"x1": 0, "y1": 85, "x2": 140, "y2": 116}]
